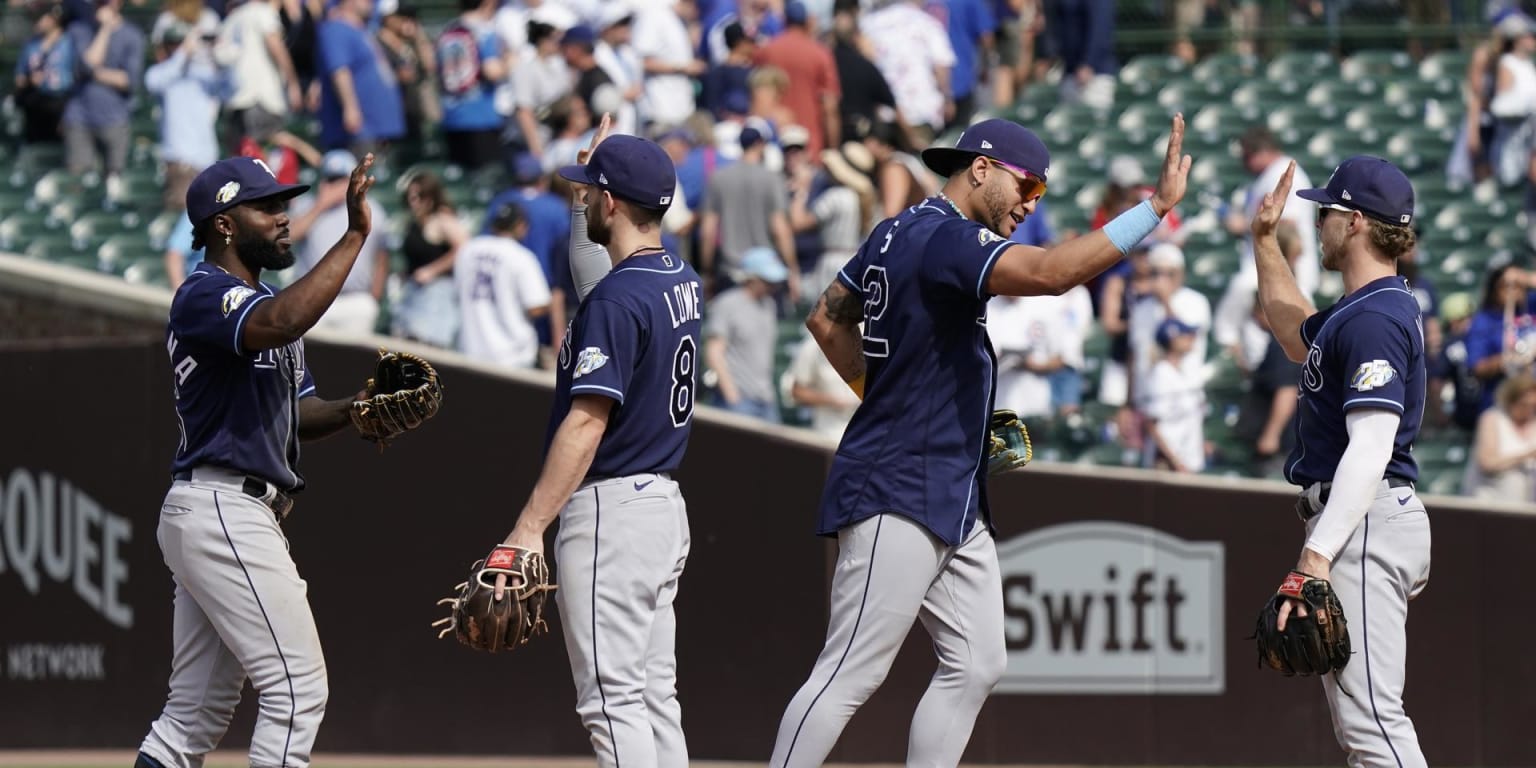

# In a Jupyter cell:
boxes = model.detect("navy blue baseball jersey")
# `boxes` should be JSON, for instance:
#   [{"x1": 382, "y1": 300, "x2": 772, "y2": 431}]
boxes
[
  {"x1": 546, "y1": 250, "x2": 704, "y2": 479},
  {"x1": 1286, "y1": 275, "x2": 1425, "y2": 486},
  {"x1": 166, "y1": 263, "x2": 317, "y2": 492},
  {"x1": 819, "y1": 196, "x2": 1015, "y2": 546}
]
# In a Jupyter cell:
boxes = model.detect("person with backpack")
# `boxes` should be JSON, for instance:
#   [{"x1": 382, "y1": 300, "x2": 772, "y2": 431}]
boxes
[{"x1": 436, "y1": 0, "x2": 509, "y2": 172}]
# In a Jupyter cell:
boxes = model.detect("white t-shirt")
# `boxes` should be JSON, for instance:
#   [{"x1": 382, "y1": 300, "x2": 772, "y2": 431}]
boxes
[
  {"x1": 455, "y1": 234, "x2": 553, "y2": 369},
  {"x1": 1235, "y1": 156, "x2": 1318, "y2": 297},
  {"x1": 289, "y1": 193, "x2": 390, "y2": 296},
  {"x1": 593, "y1": 40, "x2": 642, "y2": 136},
  {"x1": 988, "y1": 287, "x2": 1094, "y2": 418},
  {"x1": 787, "y1": 334, "x2": 859, "y2": 441},
  {"x1": 216, "y1": 1, "x2": 287, "y2": 115},
  {"x1": 1129, "y1": 286, "x2": 1211, "y2": 398},
  {"x1": 1142, "y1": 358, "x2": 1207, "y2": 472},
  {"x1": 859, "y1": 3, "x2": 956, "y2": 130},
  {"x1": 631, "y1": 6, "x2": 696, "y2": 128}
]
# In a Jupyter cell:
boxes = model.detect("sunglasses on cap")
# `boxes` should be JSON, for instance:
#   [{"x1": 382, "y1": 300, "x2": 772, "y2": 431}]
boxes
[
  {"x1": 989, "y1": 159, "x2": 1047, "y2": 202},
  {"x1": 1316, "y1": 202, "x2": 1355, "y2": 225}
]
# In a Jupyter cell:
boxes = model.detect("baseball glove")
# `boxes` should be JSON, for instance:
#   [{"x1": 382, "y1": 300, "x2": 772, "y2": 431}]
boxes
[
  {"x1": 350, "y1": 349, "x2": 443, "y2": 446},
  {"x1": 1253, "y1": 570, "x2": 1351, "y2": 676},
  {"x1": 432, "y1": 545, "x2": 556, "y2": 653},
  {"x1": 988, "y1": 409, "x2": 1033, "y2": 475}
]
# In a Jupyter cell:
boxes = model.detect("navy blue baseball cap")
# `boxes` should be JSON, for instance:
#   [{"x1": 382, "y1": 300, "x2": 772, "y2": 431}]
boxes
[
  {"x1": 920, "y1": 118, "x2": 1051, "y2": 183},
  {"x1": 186, "y1": 156, "x2": 309, "y2": 225},
  {"x1": 1297, "y1": 155, "x2": 1416, "y2": 227},
  {"x1": 557, "y1": 134, "x2": 676, "y2": 212}
]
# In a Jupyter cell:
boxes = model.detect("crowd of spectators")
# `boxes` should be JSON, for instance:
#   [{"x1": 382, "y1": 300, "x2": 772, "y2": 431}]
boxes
[{"x1": 12, "y1": 0, "x2": 1536, "y2": 502}]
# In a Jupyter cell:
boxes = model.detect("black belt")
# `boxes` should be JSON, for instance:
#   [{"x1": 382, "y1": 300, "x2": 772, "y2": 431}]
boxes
[
  {"x1": 173, "y1": 469, "x2": 295, "y2": 521},
  {"x1": 1297, "y1": 476, "x2": 1413, "y2": 521}
]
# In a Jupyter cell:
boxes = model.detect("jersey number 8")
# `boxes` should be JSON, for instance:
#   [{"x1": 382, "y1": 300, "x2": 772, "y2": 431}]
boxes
[{"x1": 670, "y1": 335, "x2": 697, "y2": 428}]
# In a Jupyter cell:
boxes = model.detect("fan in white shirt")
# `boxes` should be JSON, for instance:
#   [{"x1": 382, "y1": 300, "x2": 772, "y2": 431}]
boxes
[
  {"x1": 1142, "y1": 318, "x2": 1208, "y2": 473},
  {"x1": 455, "y1": 203, "x2": 553, "y2": 369},
  {"x1": 988, "y1": 287, "x2": 1094, "y2": 418},
  {"x1": 1129, "y1": 243, "x2": 1211, "y2": 399}
]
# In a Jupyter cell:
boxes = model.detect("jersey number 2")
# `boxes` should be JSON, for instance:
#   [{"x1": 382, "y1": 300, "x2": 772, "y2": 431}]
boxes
[
  {"x1": 670, "y1": 335, "x2": 697, "y2": 428},
  {"x1": 861, "y1": 265, "x2": 891, "y2": 358}
]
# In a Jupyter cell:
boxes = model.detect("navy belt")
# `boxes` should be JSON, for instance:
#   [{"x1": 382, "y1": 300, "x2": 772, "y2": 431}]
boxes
[{"x1": 1297, "y1": 476, "x2": 1413, "y2": 521}]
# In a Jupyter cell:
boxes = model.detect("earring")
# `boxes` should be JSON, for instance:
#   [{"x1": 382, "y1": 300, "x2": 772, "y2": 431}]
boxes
[{"x1": 224, "y1": 234, "x2": 232, "y2": 246}]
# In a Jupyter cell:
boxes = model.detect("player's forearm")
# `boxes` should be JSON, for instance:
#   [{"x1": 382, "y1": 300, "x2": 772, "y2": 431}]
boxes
[
  {"x1": 569, "y1": 204, "x2": 612, "y2": 302},
  {"x1": 247, "y1": 232, "x2": 366, "y2": 348},
  {"x1": 1253, "y1": 231, "x2": 1314, "y2": 362},
  {"x1": 509, "y1": 402, "x2": 608, "y2": 540},
  {"x1": 1306, "y1": 409, "x2": 1400, "y2": 562},
  {"x1": 298, "y1": 395, "x2": 357, "y2": 441}
]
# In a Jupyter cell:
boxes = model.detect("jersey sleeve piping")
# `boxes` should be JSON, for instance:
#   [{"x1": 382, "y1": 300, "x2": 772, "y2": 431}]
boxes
[
  {"x1": 1342, "y1": 397, "x2": 1405, "y2": 414},
  {"x1": 297, "y1": 384, "x2": 317, "y2": 398},
  {"x1": 231, "y1": 293, "x2": 273, "y2": 355},
  {"x1": 975, "y1": 240, "x2": 1011, "y2": 298},
  {"x1": 570, "y1": 383, "x2": 626, "y2": 403}
]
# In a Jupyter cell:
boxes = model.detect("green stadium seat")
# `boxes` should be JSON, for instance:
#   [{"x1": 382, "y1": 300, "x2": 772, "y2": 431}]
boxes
[
  {"x1": 1041, "y1": 103, "x2": 1107, "y2": 146},
  {"x1": 1189, "y1": 104, "x2": 1259, "y2": 139},
  {"x1": 1304, "y1": 78, "x2": 1378, "y2": 114},
  {"x1": 1265, "y1": 105, "x2": 1332, "y2": 135},
  {"x1": 1343, "y1": 103, "x2": 1418, "y2": 133},
  {"x1": 1191, "y1": 53, "x2": 1259, "y2": 82},
  {"x1": 1382, "y1": 78, "x2": 1454, "y2": 109},
  {"x1": 97, "y1": 234, "x2": 156, "y2": 275},
  {"x1": 21, "y1": 232, "x2": 81, "y2": 262},
  {"x1": 1305, "y1": 127, "x2": 1386, "y2": 168},
  {"x1": 1418, "y1": 50, "x2": 1470, "y2": 82},
  {"x1": 1485, "y1": 224, "x2": 1529, "y2": 251},
  {"x1": 0, "y1": 212, "x2": 52, "y2": 252},
  {"x1": 122, "y1": 256, "x2": 170, "y2": 287},
  {"x1": 1341, "y1": 49, "x2": 1414, "y2": 81},
  {"x1": 1265, "y1": 50, "x2": 1336, "y2": 82},
  {"x1": 1119, "y1": 54, "x2": 1189, "y2": 87},
  {"x1": 1230, "y1": 79, "x2": 1304, "y2": 111},
  {"x1": 1157, "y1": 80, "x2": 1228, "y2": 114},
  {"x1": 1116, "y1": 102, "x2": 1171, "y2": 134}
]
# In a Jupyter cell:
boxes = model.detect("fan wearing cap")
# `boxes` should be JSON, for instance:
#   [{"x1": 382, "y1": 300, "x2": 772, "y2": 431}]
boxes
[
  {"x1": 492, "y1": 128, "x2": 704, "y2": 768},
  {"x1": 1141, "y1": 317, "x2": 1207, "y2": 473},
  {"x1": 134, "y1": 153, "x2": 388, "y2": 768},
  {"x1": 1251, "y1": 156, "x2": 1431, "y2": 768},
  {"x1": 773, "y1": 116, "x2": 1191, "y2": 766}
]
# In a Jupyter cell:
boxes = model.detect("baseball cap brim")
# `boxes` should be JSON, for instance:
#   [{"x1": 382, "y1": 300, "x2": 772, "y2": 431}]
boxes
[
  {"x1": 921, "y1": 147, "x2": 986, "y2": 177},
  {"x1": 1295, "y1": 187, "x2": 1337, "y2": 206},
  {"x1": 556, "y1": 163, "x2": 596, "y2": 186}
]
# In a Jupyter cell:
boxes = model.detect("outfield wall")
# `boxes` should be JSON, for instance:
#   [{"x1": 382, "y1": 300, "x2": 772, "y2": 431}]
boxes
[{"x1": 2, "y1": 256, "x2": 1533, "y2": 765}]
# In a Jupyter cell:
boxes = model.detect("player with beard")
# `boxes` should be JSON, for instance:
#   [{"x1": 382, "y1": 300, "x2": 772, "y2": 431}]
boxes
[{"x1": 135, "y1": 153, "x2": 383, "y2": 768}]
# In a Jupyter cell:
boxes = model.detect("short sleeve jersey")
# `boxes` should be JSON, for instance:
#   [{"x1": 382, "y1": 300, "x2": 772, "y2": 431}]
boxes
[
  {"x1": 544, "y1": 250, "x2": 704, "y2": 479},
  {"x1": 166, "y1": 264, "x2": 317, "y2": 492},
  {"x1": 1285, "y1": 276, "x2": 1425, "y2": 486},
  {"x1": 818, "y1": 197, "x2": 1013, "y2": 546}
]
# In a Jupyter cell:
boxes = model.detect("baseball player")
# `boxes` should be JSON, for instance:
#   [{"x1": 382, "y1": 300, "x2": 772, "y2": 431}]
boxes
[
  {"x1": 494, "y1": 130, "x2": 702, "y2": 768},
  {"x1": 133, "y1": 155, "x2": 380, "y2": 768},
  {"x1": 770, "y1": 115, "x2": 1192, "y2": 766},
  {"x1": 1251, "y1": 157, "x2": 1430, "y2": 767}
]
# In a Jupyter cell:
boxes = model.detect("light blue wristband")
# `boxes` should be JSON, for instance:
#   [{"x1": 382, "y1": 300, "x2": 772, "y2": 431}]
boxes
[{"x1": 1102, "y1": 199, "x2": 1163, "y2": 254}]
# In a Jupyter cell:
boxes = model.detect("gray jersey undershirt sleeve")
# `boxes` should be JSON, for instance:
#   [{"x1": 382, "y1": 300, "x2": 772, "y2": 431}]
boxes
[{"x1": 569, "y1": 204, "x2": 613, "y2": 302}]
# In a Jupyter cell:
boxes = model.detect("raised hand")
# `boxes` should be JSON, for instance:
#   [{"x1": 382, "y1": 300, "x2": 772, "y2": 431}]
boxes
[
  {"x1": 346, "y1": 153, "x2": 376, "y2": 235},
  {"x1": 577, "y1": 112, "x2": 614, "y2": 166},
  {"x1": 1150, "y1": 113, "x2": 1194, "y2": 217},
  {"x1": 1251, "y1": 161, "x2": 1296, "y2": 240}
]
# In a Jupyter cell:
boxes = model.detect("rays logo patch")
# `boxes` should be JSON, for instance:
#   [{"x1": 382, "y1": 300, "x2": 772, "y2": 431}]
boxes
[
  {"x1": 215, "y1": 181, "x2": 241, "y2": 204},
  {"x1": 573, "y1": 346, "x2": 610, "y2": 379},
  {"x1": 1350, "y1": 360, "x2": 1396, "y2": 391},
  {"x1": 221, "y1": 286, "x2": 257, "y2": 317},
  {"x1": 978, "y1": 228, "x2": 1003, "y2": 245}
]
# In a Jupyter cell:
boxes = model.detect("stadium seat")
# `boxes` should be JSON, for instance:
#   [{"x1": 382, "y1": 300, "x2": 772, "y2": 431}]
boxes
[
  {"x1": 1042, "y1": 104, "x2": 1107, "y2": 146},
  {"x1": 1305, "y1": 127, "x2": 1386, "y2": 168},
  {"x1": 1343, "y1": 103, "x2": 1418, "y2": 134},
  {"x1": 1418, "y1": 50, "x2": 1471, "y2": 82},
  {"x1": 122, "y1": 256, "x2": 170, "y2": 287},
  {"x1": 1267, "y1": 105, "x2": 1332, "y2": 135},
  {"x1": 1189, "y1": 104, "x2": 1259, "y2": 139},
  {"x1": 1116, "y1": 102, "x2": 1172, "y2": 134},
  {"x1": 1157, "y1": 80, "x2": 1227, "y2": 114},
  {"x1": 1230, "y1": 79, "x2": 1303, "y2": 111},
  {"x1": 97, "y1": 234, "x2": 155, "y2": 276},
  {"x1": 1341, "y1": 49, "x2": 1414, "y2": 81},
  {"x1": 21, "y1": 232, "x2": 80, "y2": 263},
  {"x1": 1119, "y1": 54, "x2": 1189, "y2": 88},
  {"x1": 1265, "y1": 50, "x2": 1337, "y2": 82},
  {"x1": 0, "y1": 213, "x2": 52, "y2": 252},
  {"x1": 1191, "y1": 53, "x2": 1260, "y2": 82},
  {"x1": 1485, "y1": 224, "x2": 1529, "y2": 251}
]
